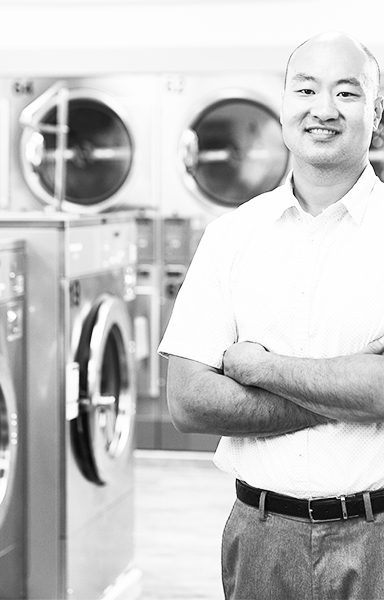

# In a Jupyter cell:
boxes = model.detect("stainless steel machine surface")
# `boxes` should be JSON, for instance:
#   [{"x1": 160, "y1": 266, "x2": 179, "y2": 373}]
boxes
[
  {"x1": 0, "y1": 213, "x2": 141, "y2": 600},
  {"x1": 135, "y1": 211, "x2": 162, "y2": 449},
  {"x1": 0, "y1": 239, "x2": 26, "y2": 600},
  {"x1": 0, "y1": 75, "x2": 157, "y2": 213}
]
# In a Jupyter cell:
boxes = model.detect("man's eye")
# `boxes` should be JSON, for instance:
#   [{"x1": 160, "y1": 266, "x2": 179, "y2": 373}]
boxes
[
  {"x1": 297, "y1": 89, "x2": 315, "y2": 95},
  {"x1": 338, "y1": 91, "x2": 357, "y2": 98}
]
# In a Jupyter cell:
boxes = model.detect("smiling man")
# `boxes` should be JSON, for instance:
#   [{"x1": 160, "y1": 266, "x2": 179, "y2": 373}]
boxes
[
  {"x1": 159, "y1": 32, "x2": 384, "y2": 600},
  {"x1": 281, "y1": 33, "x2": 383, "y2": 213}
]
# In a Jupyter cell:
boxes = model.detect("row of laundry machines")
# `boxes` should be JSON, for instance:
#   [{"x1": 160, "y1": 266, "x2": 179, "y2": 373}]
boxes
[
  {"x1": 0, "y1": 71, "x2": 295, "y2": 456},
  {"x1": 0, "y1": 69, "x2": 384, "y2": 598},
  {"x1": 0, "y1": 71, "x2": 294, "y2": 598}
]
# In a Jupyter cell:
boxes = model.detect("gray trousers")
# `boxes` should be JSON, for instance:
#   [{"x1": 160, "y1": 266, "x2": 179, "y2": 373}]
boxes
[{"x1": 222, "y1": 498, "x2": 384, "y2": 600}]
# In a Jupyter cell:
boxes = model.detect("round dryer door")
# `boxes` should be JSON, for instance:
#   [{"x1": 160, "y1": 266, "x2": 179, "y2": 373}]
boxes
[
  {"x1": 0, "y1": 354, "x2": 17, "y2": 526},
  {"x1": 71, "y1": 294, "x2": 136, "y2": 486},
  {"x1": 20, "y1": 89, "x2": 133, "y2": 213},
  {"x1": 370, "y1": 115, "x2": 384, "y2": 181},
  {"x1": 180, "y1": 97, "x2": 289, "y2": 208}
]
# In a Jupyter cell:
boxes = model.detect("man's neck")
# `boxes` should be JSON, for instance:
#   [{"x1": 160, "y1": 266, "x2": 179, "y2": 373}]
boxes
[{"x1": 291, "y1": 160, "x2": 368, "y2": 217}]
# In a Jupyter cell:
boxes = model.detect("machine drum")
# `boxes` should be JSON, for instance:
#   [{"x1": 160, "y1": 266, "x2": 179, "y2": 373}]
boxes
[
  {"x1": 0, "y1": 387, "x2": 11, "y2": 502},
  {"x1": 0, "y1": 356, "x2": 18, "y2": 524},
  {"x1": 182, "y1": 98, "x2": 289, "y2": 207}
]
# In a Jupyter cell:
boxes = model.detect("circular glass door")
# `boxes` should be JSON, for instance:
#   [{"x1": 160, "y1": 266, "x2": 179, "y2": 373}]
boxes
[
  {"x1": 71, "y1": 294, "x2": 135, "y2": 485},
  {"x1": 370, "y1": 117, "x2": 384, "y2": 181},
  {"x1": 0, "y1": 357, "x2": 17, "y2": 526},
  {"x1": 180, "y1": 97, "x2": 289, "y2": 208},
  {"x1": 21, "y1": 89, "x2": 133, "y2": 212}
]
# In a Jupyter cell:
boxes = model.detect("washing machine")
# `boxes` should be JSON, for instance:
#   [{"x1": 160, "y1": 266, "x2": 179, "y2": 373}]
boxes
[
  {"x1": 0, "y1": 74, "x2": 158, "y2": 213},
  {"x1": 0, "y1": 213, "x2": 141, "y2": 600},
  {"x1": 0, "y1": 239, "x2": 26, "y2": 600},
  {"x1": 370, "y1": 92, "x2": 384, "y2": 180},
  {"x1": 156, "y1": 71, "x2": 289, "y2": 451}
]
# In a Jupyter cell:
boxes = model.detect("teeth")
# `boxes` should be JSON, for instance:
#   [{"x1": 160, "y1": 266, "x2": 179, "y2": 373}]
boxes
[{"x1": 308, "y1": 128, "x2": 337, "y2": 135}]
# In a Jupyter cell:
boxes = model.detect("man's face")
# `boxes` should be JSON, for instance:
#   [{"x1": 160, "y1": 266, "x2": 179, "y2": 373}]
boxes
[{"x1": 281, "y1": 36, "x2": 383, "y2": 171}]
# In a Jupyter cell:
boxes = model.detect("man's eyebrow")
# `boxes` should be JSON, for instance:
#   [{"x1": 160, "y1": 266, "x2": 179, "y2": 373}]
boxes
[
  {"x1": 290, "y1": 73, "x2": 317, "y2": 83},
  {"x1": 335, "y1": 77, "x2": 363, "y2": 88}
]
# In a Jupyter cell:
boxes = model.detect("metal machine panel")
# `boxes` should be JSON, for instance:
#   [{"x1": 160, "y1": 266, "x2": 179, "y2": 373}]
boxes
[
  {"x1": 134, "y1": 213, "x2": 162, "y2": 449},
  {"x1": 0, "y1": 215, "x2": 140, "y2": 600},
  {"x1": 0, "y1": 240, "x2": 26, "y2": 600}
]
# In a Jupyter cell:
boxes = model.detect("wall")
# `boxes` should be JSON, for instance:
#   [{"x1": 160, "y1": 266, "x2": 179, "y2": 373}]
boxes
[{"x1": 0, "y1": 0, "x2": 383, "y2": 76}]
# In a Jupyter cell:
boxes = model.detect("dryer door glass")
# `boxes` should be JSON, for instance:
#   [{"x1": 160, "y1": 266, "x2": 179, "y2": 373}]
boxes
[
  {"x1": 0, "y1": 387, "x2": 10, "y2": 505},
  {"x1": 0, "y1": 370, "x2": 17, "y2": 521},
  {"x1": 72, "y1": 295, "x2": 135, "y2": 486},
  {"x1": 183, "y1": 98, "x2": 289, "y2": 207},
  {"x1": 23, "y1": 93, "x2": 133, "y2": 208},
  {"x1": 370, "y1": 115, "x2": 384, "y2": 181}
]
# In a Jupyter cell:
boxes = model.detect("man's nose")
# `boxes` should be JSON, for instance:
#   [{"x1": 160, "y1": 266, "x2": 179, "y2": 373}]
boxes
[{"x1": 310, "y1": 93, "x2": 339, "y2": 121}]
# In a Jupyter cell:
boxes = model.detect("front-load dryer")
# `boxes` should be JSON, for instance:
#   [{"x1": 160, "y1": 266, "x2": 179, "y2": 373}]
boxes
[
  {"x1": 0, "y1": 213, "x2": 141, "y2": 600},
  {"x1": 159, "y1": 71, "x2": 289, "y2": 227},
  {"x1": 156, "y1": 71, "x2": 289, "y2": 451},
  {"x1": 0, "y1": 239, "x2": 26, "y2": 600},
  {"x1": 0, "y1": 74, "x2": 158, "y2": 213}
]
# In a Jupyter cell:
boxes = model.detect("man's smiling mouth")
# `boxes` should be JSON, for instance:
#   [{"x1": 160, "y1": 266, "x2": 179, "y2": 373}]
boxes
[{"x1": 306, "y1": 127, "x2": 339, "y2": 137}]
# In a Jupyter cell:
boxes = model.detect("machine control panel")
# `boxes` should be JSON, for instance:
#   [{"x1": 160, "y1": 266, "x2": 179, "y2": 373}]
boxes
[{"x1": 67, "y1": 220, "x2": 137, "y2": 276}]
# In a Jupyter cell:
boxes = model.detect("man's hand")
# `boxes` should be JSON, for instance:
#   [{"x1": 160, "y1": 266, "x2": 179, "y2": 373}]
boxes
[
  {"x1": 223, "y1": 341, "x2": 267, "y2": 385},
  {"x1": 361, "y1": 334, "x2": 384, "y2": 355}
]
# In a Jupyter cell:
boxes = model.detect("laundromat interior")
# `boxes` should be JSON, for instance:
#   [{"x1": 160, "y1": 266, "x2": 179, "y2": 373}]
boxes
[{"x1": 0, "y1": 1, "x2": 384, "y2": 598}]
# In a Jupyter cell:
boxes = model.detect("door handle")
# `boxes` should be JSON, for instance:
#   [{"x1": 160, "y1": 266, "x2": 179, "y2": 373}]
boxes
[{"x1": 94, "y1": 395, "x2": 116, "y2": 409}]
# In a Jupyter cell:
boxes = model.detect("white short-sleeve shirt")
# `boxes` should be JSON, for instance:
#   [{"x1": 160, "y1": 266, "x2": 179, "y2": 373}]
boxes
[{"x1": 158, "y1": 164, "x2": 384, "y2": 498}]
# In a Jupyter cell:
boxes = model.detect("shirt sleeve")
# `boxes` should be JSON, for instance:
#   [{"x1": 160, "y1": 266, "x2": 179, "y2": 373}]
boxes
[{"x1": 158, "y1": 219, "x2": 237, "y2": 369}]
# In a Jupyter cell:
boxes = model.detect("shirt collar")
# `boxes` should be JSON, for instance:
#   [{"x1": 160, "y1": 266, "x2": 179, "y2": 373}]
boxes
[{"x1": 273, "y1": 163, "x2": 378, "y2": 225}]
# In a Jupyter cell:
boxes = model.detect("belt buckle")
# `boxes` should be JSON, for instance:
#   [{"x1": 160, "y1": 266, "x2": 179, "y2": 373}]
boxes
[{"x1": 308, "y1": 495, "x2": 348, "y2": 523}]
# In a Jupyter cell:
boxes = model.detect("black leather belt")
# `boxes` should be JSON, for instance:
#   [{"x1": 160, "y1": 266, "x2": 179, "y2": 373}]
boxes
[{"x1": 236, "y1": 479, "x2": 384, "y2": 523}]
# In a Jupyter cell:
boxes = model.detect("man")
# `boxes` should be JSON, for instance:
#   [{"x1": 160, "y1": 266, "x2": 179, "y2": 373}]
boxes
[{"x1": 158, "y1": 32, "x2": 384, "y2": 599}]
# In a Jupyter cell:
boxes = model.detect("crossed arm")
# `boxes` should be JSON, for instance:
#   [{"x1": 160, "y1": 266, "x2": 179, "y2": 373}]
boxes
[{"x1": 166, "y1": 336, "x2": 384, "y2": 438}]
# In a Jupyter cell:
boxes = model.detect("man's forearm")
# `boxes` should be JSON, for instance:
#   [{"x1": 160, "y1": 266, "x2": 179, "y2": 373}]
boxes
[
  {"x1": 233, "y1": 350, "x2": 384, "y2": 422},
  {"x1": 167, "y1": 358, "x2": 333, "y2": 436}
]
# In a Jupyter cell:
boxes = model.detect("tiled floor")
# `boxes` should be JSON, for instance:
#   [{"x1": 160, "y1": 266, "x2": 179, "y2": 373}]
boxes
[{"x1": 134, "y1": 451, "x2": 235, "y2": 600}]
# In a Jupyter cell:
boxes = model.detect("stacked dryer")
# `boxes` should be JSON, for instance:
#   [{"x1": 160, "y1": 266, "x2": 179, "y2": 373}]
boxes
[
  {"x1": 0, "y1": 75, "x2": 151, "y2": 598},
  {"x1": 0, "y1": 74, "x2": 162, "y2": 458},
  {"x1": 155, "y1": 71, "x2": 289, "y2": 451}
]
